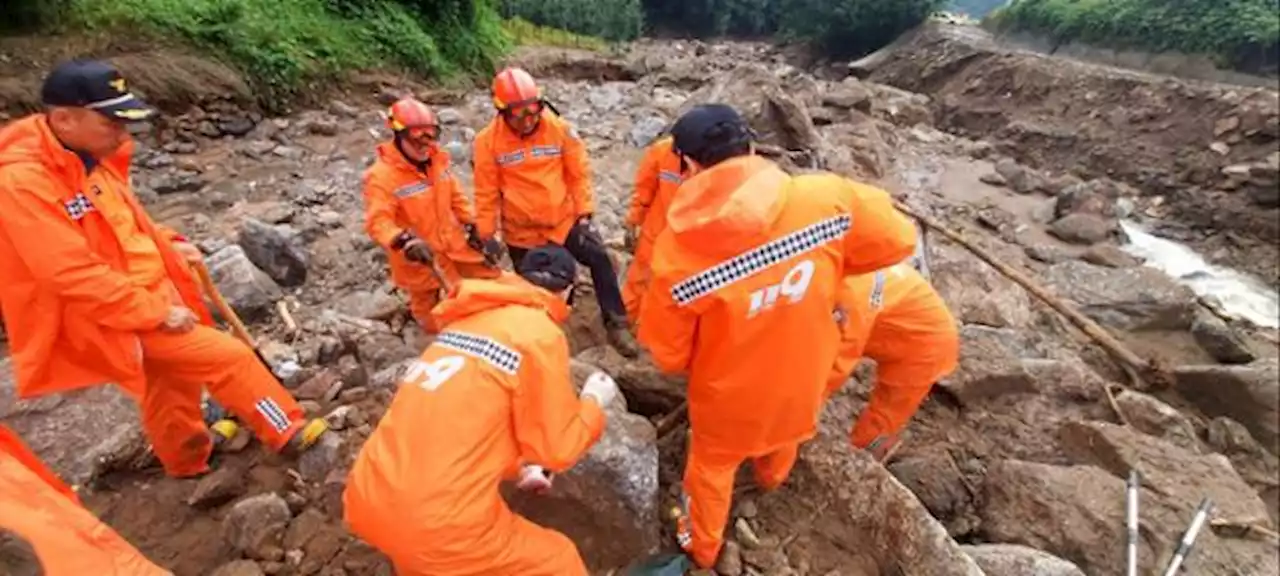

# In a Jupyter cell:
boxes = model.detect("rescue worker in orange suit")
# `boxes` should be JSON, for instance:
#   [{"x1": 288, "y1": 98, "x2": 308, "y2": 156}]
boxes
[
  {"x1": 344, "y1": 245, "x2": 622, "y2": 575},
  {"x1": 363, "y1": 97, "x2": 500, "y2": 332},
  {"x1": 472, "y1": 67, "x2": 640, "y2": 357},
  {"x1": 826, "y1": 261, "x2": 959, "y2": 461},
  {"x1": 0, "y1": 425, "x2": 171, "y2": 575},
  {"x1": 636, "y1": 104, "x2": 919, "y2": 570},
  {"x1": 0, "y1": 60, "x2": 328, "y2": 480},
  {"x1": 622, "y1": 134, "x2": 683, "y2": 323}
]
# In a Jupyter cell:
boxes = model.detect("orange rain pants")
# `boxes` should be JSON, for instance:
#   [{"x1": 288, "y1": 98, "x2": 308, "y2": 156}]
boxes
[
  {"x1": 132, "y1": 327, "x2": 307, "y2": 478},
  {"x1": 826, "y1": 263, "x2": 959, "y2": 449},
  {"x1": 621, "y1": 136, "x2": 682, "y2": 322},
  {"x1": 0, "y1": 426, "x2": 170, "y2": 575}
]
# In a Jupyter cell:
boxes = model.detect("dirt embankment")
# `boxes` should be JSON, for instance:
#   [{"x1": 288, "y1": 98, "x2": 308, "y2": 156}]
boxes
[{"x1": 859, "y1": 23, "x2": 1280, "y2": 284}]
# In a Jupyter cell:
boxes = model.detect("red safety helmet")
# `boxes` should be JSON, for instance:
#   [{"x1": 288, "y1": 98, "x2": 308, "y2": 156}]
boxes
[
  {"x1": 492, "y1": 67, "x2": 543, "y2": 119},
  {"x1": 386, "y1": 97, "x2": 440, "y2": 142}
]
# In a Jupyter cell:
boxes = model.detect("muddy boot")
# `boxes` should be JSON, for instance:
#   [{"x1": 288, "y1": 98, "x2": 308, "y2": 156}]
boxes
[
  {"x1": 605, "y1": 315, "x2": 641, "y2": 358},
  {"x1": 283, "y1": 418, "x2": 331, "y2": 456}
]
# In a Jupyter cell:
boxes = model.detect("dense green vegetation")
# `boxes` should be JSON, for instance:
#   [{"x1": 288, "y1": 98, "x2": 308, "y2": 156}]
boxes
[
  {"x1": 989, "y1": 0, "x2": 1279, "y2": 74},
  {"x1": 2, "y1": 0, "x2": 511, "y2": 110},
  {"x1": 503, "y1": 0, "x2": 946, "y2": 58}
]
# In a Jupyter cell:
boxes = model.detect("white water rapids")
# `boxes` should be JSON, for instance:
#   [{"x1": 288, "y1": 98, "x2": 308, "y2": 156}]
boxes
[{"x1": 1120, "y1": 220, "x2": 1279, "y2": 329}]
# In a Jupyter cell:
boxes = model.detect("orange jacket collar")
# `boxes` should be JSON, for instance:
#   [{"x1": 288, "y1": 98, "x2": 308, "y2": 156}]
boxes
[{"x1": 433, "y1": 273, "x2": 570, "y2": 327}]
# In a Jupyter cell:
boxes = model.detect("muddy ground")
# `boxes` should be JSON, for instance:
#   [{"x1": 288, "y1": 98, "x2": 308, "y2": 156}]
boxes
[{"x1": 2, "y1": 22, "x2": 1279, "y2": 576}]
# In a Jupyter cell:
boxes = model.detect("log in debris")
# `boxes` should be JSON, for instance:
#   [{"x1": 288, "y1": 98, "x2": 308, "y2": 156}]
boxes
[{"x1": 893, "y1": 201, "x2": 1167, "y2": 393}]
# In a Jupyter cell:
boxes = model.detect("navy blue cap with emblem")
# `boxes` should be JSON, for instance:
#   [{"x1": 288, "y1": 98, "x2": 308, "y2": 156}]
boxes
[{"x1": 41, "y1": 59, "x2": 156, "y2": 123}]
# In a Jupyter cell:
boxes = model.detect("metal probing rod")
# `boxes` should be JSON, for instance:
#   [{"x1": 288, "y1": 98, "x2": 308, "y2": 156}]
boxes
[
  {"x1": 1160, "y1": 497, "x2": 1214, "y2": 576},
  {"x1": 1126, "y1": 469, "x2": 1140, "y2": 576}
]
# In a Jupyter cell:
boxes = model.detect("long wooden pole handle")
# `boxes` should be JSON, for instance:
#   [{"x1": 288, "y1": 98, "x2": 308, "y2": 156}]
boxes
[{"x1": 192, "y1": 260, "x2": 255, "y2": 347}]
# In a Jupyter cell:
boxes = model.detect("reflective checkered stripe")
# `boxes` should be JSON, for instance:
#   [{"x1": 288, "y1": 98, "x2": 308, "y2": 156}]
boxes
[
  {"x1": 64, "y1": 193, "x2": 95, "y2": 220},
  {"x1": 659, "y1": 170, "x2": 682, "y2": 184},
  {"x1": 670, "y1": 214, "x2": 852, "y2": 307},
  {"x1": 531, "y1": 145, "x2": 562, "y2": 158},
  {"x1": 435, "y1": 331, "x2": 522, "y2": 375},
  {"x1": 394, "y1": 182, "x2": 429, "y2": 199},
  {"x1": 255, "y1": 398, "x2": 292, "y2": 434},
  {"x1": 869, "y1": 269, "x2": 887, "y2": 310},
  {"x1": 497, "y1": 150, "x2": 525, "y2": 167}
]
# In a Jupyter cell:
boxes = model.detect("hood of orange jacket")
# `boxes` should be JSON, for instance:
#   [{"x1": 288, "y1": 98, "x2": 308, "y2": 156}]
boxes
[
  {"x1": 432, "y1": 272, "x2": 570, "y2": 329},
  {"x1": 665, "y1": 155, "x2": 788, "y2": 261}
]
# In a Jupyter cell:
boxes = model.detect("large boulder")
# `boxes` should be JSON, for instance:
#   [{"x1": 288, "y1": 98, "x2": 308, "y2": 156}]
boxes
[
  {"x1": 678, "y1": 64, "x2": 823, "y2": 158},
  {"x1": 574, "y1": 346, "x2": 685, "y2": 416},
  {"x1": 1059, "y1": 420, "x2": 1272, "y2": 526},
  {"x1": 939, "y1": 325, "x2": 1039, "y2": 406},
  {"x1": 505, "y1": 406, "x2": 662, "y2": 572},
  {"x1": 1043, "y1": 260, "x2": 1197, "y2": 331},
  {"x1": 961, "y1": 544, "x2": 1086, "y2": 576},
  {"x1": 1174, "y1": 360, "x2": 1280, "y2": 455},
  {"x1": 929, "y1": 240, "x2": 1034, "y2": 329},
  {"x1": 980, "y1": 460, "x2": 1279, "y2": 575},
  {"x1": 206, "y1": 244, "x2": 284, "y2": 322},
  {"x1": 0, "y1": 358, "x2": 146, "y2": 488},
  {"x1": 768, "y1": 396, "x2": 984, "y2": 575}
]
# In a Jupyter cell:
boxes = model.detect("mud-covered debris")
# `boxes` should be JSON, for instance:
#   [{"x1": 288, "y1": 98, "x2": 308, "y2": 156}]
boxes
[
  {"x1": 1175, "y1": 360, "x2": 1279, "y2": 455},
  {"x1": 1190, "y1": 312, "x2": 1256, "y2": 365},
  {"x1": 715, "y1": 540, "x2": 744, "y2": 576},
  {"x1": 1114, "y1": 390, "x2": 1200, "y2": 452},
  {"x1": 294, "y1": 369, "x2": 342, "y2": 402},
  {"x1": 1043, "y1": 260, "x2": 1197, "y2": 331},
  {"x1": 939, "y1": 325, "x2": 1038, "y2": 406},
  {"x1": 299, "y1": 433, "x2": 346, "y2": 484},
  {"x1": 238, "y1": 218, "x2": 309, "y2": 287},
  {"x1": 206, "y1": 244, "x2": 284, "y2": 322},
  {"x1": 1060, "y1": 420, "x2": 1270, "y2": 524},
  {"x1": 1080, "y1": 244, "x2": 1140, "y2": 268},
  {"x1": 188, "y1": 465, "x2": 248, "y2": 509},
  {"x1": 210, "y1": 560, "x2": 266, "y2": 576},
  {"x1": 980, "y1": 459, "x2": 1278, "y2": 574},
  {"x1": 889, "y1": 447, "x2": 979, "y2": 537},
  {"x1": 355, "y1": 332, "x2": 417, "y2": 372},
  {"x1": 507, "y1": 406, "x2": 662, "y2": 571},
  {"x1": 1049, "y1": 213, "x2": 1114, "y2": 245},
  {"x1": 961, "y1": 544, "x2": 1085, "y2": 576},
  {"x1": 224, "y1": 493, "x2": 293, "y2": 561}
]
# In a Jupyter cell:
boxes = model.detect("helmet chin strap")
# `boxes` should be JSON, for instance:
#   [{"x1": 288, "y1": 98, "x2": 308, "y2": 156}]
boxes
[{"x1": 393, "y1": 132, "x2": 432, "y2": 172}]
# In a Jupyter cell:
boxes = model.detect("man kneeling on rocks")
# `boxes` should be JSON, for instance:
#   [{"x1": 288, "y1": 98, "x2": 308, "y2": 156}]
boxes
[
  {"x1": 344, "y1": 245, "x2": 622, "y2": 576},
  {"x1": 0, "y1": 60, "x2": 328, "y2": 480},
  {"x1": 362, "y1": 96, "x2": 500, "y2": 332},
  {"x1": 827, "y1": 260, "x2": 959, "y2": 461}
]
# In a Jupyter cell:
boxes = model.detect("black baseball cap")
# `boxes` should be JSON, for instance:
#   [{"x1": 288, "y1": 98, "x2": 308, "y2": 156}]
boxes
[
  {"x1": 670, "y1": 103, "x2": 754, "y2": 166},
  {"x1": 41, "y1": 59, "x2": 156, "y2": 123},
  {"x1": 517, "y1": 245, "x2": 578, "y2": 292}
]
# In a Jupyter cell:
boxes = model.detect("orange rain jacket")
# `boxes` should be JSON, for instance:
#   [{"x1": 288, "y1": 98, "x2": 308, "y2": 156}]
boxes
[
  {"x1": 827, "y1": 263, "x2": 959, "y2": 448},
  {"x1": 0, "y1": 425, "x2": 170, "y2": 575},
  {"x1": 344, "y1": 273, "x2": 604, "y2": 575},
  {"x1": 637, "y1": 155, "x2": 918, "y2": 457},
  {"x1": 622, "y1": 136, "x2": 683, "y2": 320},
  {"x1": 0, "y1": 116, "x2": 213, "y2": 399},
  {"x1": 473, "y1": 111, "x2": 593, "y2": 248},
  {"x1": 363, "y1": 142, "x2": 484, "y2": 266}
]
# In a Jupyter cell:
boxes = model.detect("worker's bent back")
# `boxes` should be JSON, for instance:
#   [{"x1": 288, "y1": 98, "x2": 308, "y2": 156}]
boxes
[{"x1": 638, "y1": 155, "x2": 918, "y2": 456}]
